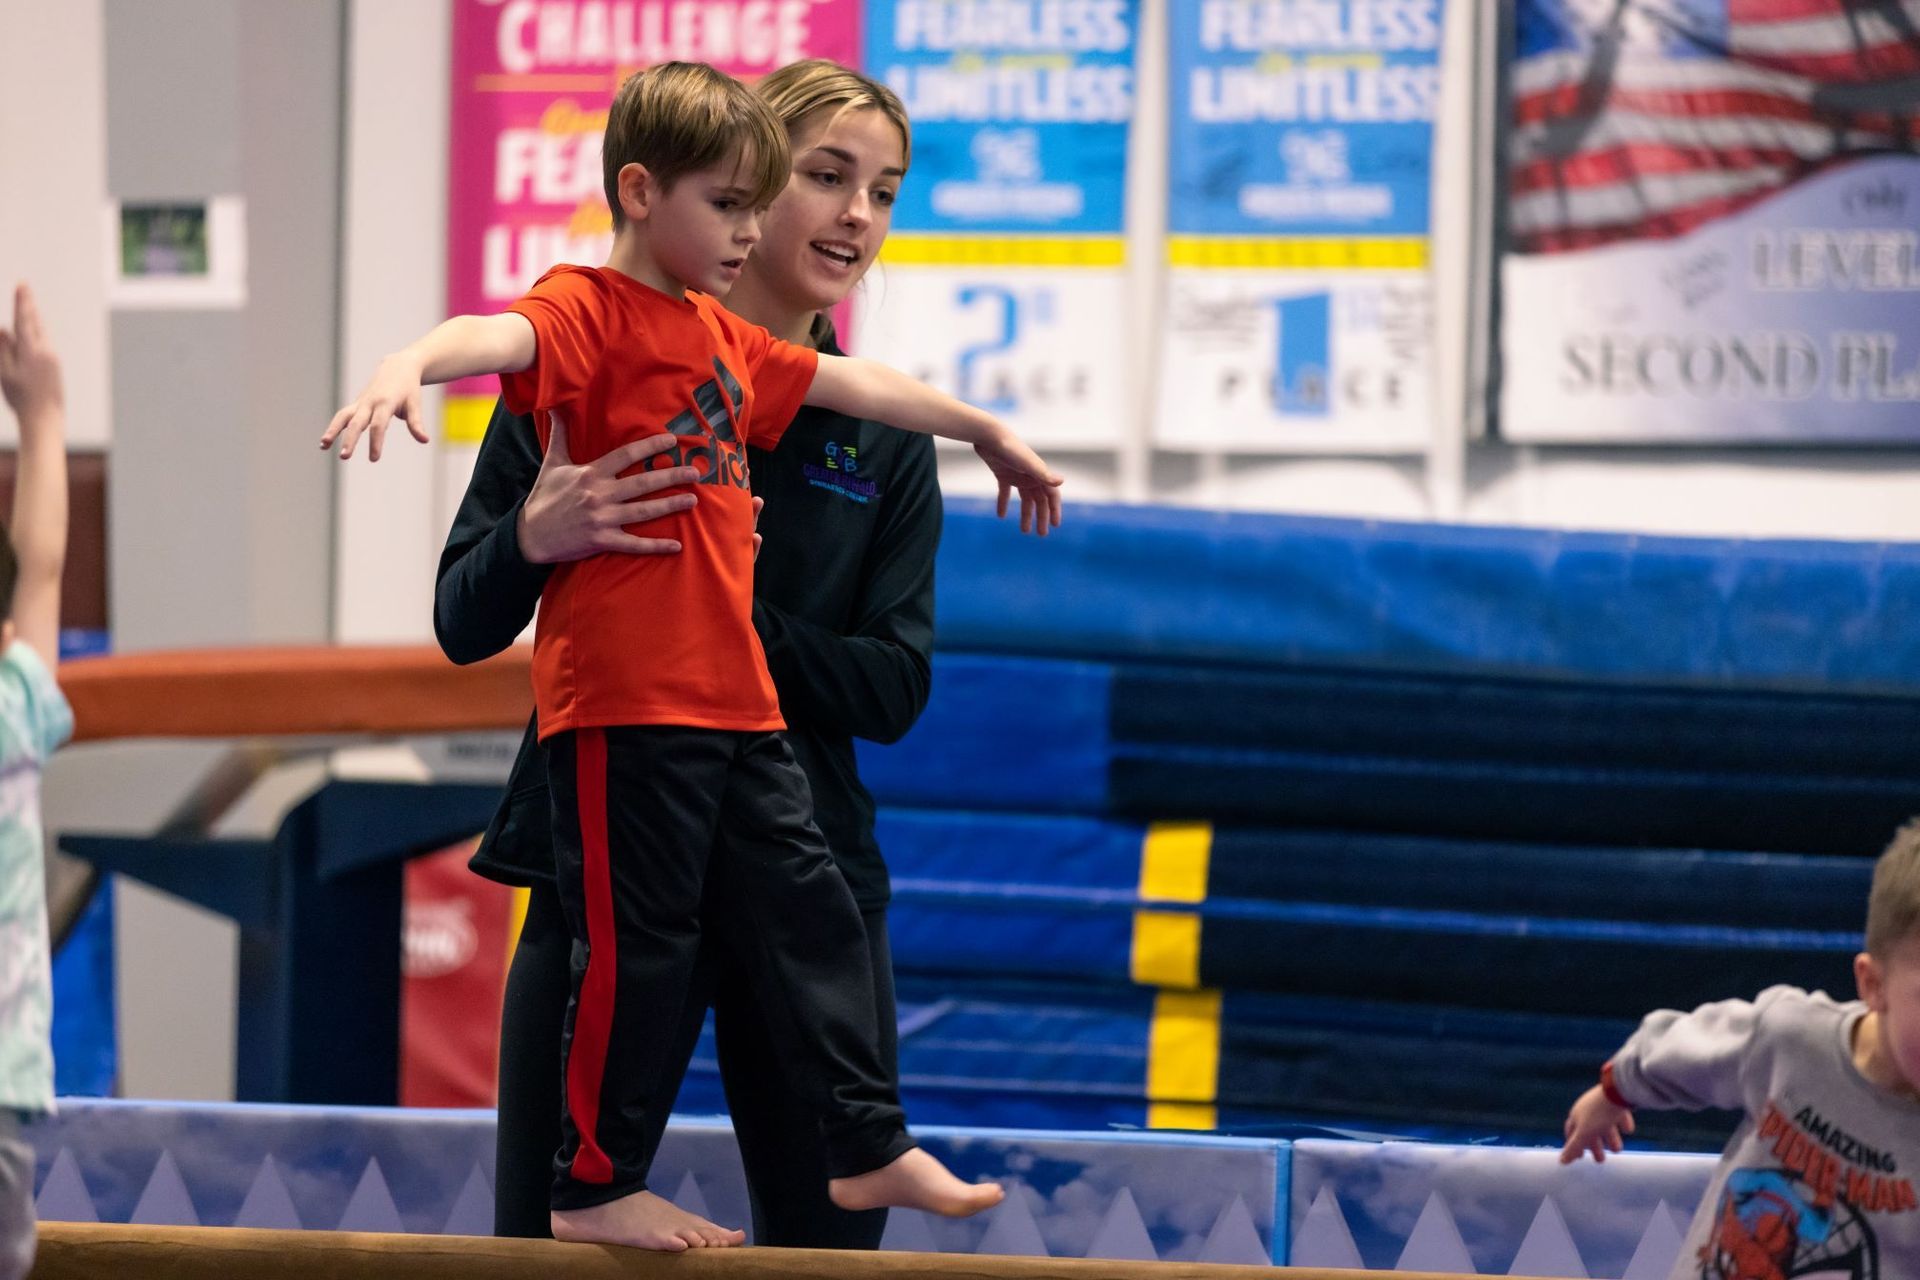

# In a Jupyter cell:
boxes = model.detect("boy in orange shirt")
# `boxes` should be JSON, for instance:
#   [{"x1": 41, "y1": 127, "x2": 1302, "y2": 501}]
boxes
[{"x1": 324, "y1": 63, "x2": 1058, "y2": 1251}]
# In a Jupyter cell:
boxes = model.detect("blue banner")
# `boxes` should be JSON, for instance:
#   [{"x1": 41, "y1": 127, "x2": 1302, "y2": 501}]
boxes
[
  {"x1": 864, "y1": 0, "x2": 1137, "y2": 235},
  {"x1": 1167, "y1": 0, "x2": 1443, "y2": 238}
]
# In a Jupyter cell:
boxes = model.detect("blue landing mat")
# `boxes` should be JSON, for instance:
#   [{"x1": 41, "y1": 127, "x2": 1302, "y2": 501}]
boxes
[
  {"x1": 856, "y1": 655, "x2": 1111, "y2": 813},
  {"x1": 933, "y1": 500, "x2": 1920, "y2": 690},
  {"x1": 861, "y1": 651, "x2": 1920, "y2": 854},
  {"x1": 866, "y1": 808, "x2": 1858, "y2": 1022}
]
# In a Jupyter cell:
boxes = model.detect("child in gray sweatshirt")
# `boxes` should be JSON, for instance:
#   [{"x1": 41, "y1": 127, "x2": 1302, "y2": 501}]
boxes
[{"x1": 1561, "y1": 821, "x2": 1920, "y2": 1280}]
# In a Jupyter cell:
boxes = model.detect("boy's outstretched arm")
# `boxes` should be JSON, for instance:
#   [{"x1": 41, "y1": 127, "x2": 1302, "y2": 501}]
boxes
[
  {"x1": 0, "y1": 285, "x2": 66, "y2": 665},
  {"x1": 806, "y1": 354, "x2": 1063, "y2": 537},
  {"x1": 322, "y1": 313, "x2": 537, "y2": 461}
]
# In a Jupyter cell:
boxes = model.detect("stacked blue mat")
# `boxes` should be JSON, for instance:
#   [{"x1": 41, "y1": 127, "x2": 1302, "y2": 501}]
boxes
[{"x1": 675, "y1": 502, "x2": 1910, "y2": 1149}]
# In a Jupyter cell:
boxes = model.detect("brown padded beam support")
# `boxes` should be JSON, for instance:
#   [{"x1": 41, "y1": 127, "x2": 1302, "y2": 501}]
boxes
[
  {"x1": 31, "y1": 1224, "x2": 1538, "y2": 1280},
  {"x1": 60, "y1": 645, "x2": 534, "y2": 743}
]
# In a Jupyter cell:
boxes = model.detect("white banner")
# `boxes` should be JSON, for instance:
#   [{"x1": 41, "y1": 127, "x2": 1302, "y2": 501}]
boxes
[
  {"x1": 1156, "y1": 269, "x2": 1431, "y2": 450},
  {"x1": 855, "y1": 267, "x2": 1129, "y2": 449}
]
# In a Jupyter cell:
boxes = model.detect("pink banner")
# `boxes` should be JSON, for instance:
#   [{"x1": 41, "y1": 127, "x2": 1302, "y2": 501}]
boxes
[{"x1": 445, "y1": 0, "x2": 861, "y2": 404}]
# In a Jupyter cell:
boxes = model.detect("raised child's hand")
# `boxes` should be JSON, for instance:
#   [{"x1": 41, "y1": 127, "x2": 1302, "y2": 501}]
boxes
[
  {"x1": 973, "y1": 428, "x2": 1063, "y2": 538},
  {"x1": 1560, "y1": 1084, "x2": 1634, "y2": 1164},
  {"x1": 0, "y1": 284, "x2": 63, "y2": 427},
  {"x1": 322, "y1": 354, "x2": 432, "y2": 461}
]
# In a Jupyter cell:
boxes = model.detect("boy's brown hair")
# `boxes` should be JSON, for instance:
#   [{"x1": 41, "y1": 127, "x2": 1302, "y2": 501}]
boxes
[
  {"x1": 1867, "y1": 819, "x2": 1920, "y2": 956},
  {"x1": 602, "y1": 62, "x2": 790, "y2": 228}
]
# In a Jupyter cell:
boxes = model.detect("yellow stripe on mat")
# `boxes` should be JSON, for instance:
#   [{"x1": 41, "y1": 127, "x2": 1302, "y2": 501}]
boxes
[
  {"x1": 883, "y1": 235, "x2": 1127, "y2": 267},
  {"x1": 1140, "y1": 821, "x2": 1210, "y2": 902},
  {"x1": 444, "y1": 394, "x2": 498, "y2": 446},
  {"x1": 1131, "y1": 912, "x2": 1201, "y2": 990},
  {"x1": 1148, "y1": 1101, "x2": 1219, "y2": 1130},
  {"x1": 1146, "y1": 989, "x2": 1222, "y2": 1130},
  {"x1": 1130, "y1": 822, "x2": 1211, "y2": 988},
  {"x1": 1167, "y1": 235, "x2": 1429, "y2": 270}
]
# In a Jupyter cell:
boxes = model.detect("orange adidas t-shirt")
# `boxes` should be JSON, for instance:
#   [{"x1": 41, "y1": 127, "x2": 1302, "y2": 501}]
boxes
[{"x1": 500, "y1": 265, "x2": 819, "y2": 738}]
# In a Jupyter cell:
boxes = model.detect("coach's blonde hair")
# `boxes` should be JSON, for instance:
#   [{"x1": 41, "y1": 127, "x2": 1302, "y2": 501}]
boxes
[
  {"x1": 602, "y1": 62, "x2": 789, "y2": 228},
  {"x1": 754, "y1": 59, "x2": 912, "y2": 169}
]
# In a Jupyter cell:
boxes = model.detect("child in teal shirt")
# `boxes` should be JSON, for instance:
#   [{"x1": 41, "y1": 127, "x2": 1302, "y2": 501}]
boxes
[{"x1": 0, "y1": 282, "x2": 76, "y2": 1280}]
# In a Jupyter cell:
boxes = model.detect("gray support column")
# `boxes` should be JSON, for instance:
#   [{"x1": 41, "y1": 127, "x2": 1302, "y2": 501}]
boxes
[
  {"x1": 100, "y1": 0, "x2": 346, "y2": 1099},
  {"x1": 106, "y1": 0, "x2": 340, "y2": 649}
]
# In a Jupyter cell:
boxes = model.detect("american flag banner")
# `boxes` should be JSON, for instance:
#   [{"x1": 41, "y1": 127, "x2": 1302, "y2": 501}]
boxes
[{"x1": 1511, "y1": 0, "x2": 1920, "y2": 253}]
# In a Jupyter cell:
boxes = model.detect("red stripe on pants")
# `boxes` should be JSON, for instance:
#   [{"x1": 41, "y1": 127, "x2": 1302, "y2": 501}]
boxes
[{"x1": 566, "y1": 729, "x2": 617, "y2": 1184}]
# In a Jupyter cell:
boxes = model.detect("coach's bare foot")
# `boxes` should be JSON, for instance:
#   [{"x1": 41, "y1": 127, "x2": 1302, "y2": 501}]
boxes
[
  {"x1": 551, "y1": 1190, "x2": 744, "y2": 1250},
  {"x1": 829, "y1": 1148, "x2": 1005, "y2": 1217}
]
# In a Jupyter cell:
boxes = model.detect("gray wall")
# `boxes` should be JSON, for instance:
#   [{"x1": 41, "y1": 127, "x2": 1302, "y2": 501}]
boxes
[
  {"x1": 0, "y1": 0, "x2": 111, "y2": 451},
  {"x1": 106, "y1": 0, "x2": 339, "y2": 649},
  {"x1": 97, "y1": 0, "x2": 345, "y2": 1097}
]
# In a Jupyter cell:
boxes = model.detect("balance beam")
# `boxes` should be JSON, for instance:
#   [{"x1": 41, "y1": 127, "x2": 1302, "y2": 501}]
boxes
[
  {"x1": 60, "y1": 644, "x2": 533, "y2": 743},
  {"x1": 48, "y1": 646, "x2": 537, "y2": 1096},
  {"x1": 30, "y1": 1224, "x2": 1524, "y2": 1280}
]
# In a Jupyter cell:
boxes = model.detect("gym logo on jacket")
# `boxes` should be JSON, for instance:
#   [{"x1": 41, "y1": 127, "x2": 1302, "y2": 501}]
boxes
[{"x1": 803, "y1": 441, "x2": 880, "y2": 504}]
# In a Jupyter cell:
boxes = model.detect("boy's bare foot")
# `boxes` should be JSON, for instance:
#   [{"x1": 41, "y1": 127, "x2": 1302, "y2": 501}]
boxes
[
  {"x1": 828, "y1": 1148, "x2": 1005, "y2": 1217},
  {"x1": 551, "y1": 1190, "x2": 745, "y2": 1251}
]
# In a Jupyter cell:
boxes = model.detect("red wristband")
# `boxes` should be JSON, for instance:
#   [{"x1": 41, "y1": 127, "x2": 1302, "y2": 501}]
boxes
[{"x1": 1600, "y1": 1062, "x2": 1632, "y2": 1110}]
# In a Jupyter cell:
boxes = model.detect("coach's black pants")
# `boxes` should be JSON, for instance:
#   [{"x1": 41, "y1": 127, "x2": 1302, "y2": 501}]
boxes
[{"x1": 544, "y1": 726, "x2": 909, "y2": 1211}]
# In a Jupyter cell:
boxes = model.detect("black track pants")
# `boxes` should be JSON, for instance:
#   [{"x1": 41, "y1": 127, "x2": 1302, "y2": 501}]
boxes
[{"x1": 543, "y1": 726, "x2": 909, "y2": 1211}]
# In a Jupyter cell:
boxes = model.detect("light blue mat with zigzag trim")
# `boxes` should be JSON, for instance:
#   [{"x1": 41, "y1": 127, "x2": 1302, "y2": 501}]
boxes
[
  {"x1": 24, "y1": 1098, "x2": 1734, "y2": 1274},
  {"x1": 25, "y1": 1100, "x2": 1284, "y2": 1265}
]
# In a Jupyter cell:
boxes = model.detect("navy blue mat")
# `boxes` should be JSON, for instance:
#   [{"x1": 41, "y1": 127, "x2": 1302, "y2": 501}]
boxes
[
  {"x1": 1204, "y1": 830, "x2": 1870, "y2": 930},
  {"x1": 856, "y1": 655, "x2": 1112, "y2": 813},
  {"x1": 1111, "y1": 661, "x2": 1920, "y2": 853}
]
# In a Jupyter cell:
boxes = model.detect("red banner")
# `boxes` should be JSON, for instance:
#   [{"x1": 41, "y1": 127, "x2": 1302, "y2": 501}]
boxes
[{"x1": 399, "y1": 842, "x2": 519, "y2": 1108}]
